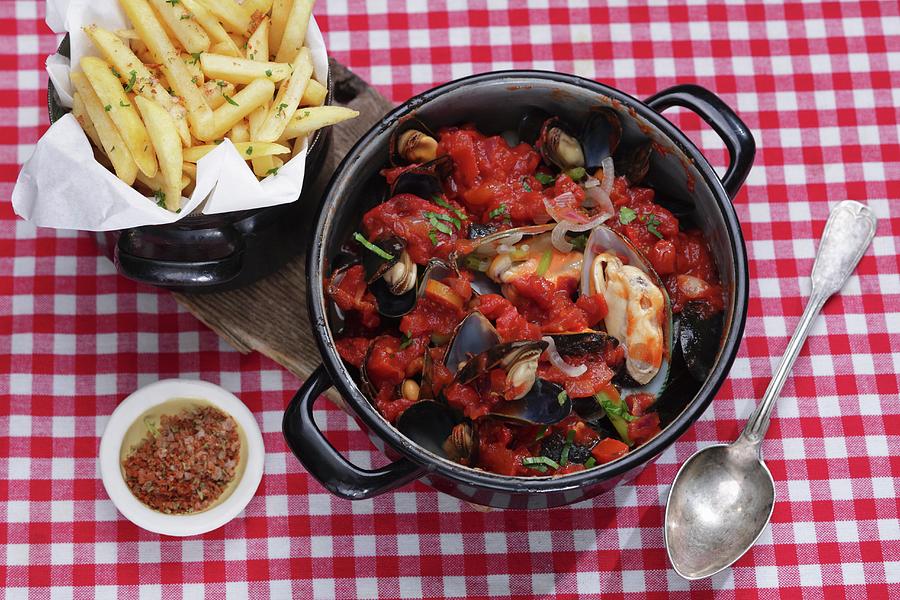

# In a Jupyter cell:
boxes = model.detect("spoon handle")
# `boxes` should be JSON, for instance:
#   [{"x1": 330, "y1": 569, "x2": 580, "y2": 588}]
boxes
[{"x1": 740, "y1": 200, "x2": 877, "y2": 447}]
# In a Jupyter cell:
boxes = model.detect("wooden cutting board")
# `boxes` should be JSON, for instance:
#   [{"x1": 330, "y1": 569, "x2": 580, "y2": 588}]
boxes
[{"x1": 173, "y1": 60, "x2": 392, "y2": 382}]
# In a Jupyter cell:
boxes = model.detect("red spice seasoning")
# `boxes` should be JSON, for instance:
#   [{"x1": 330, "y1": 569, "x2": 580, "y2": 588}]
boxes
[{"x1": 122, "y1": 406, "x2": 241, "y2": 514}]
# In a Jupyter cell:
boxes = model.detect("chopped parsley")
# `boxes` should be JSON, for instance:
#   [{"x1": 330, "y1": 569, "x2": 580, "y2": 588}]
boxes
[
  {"x1": 595, "y1": 392, "x2": 636, "y2": 423},
  {"x1": 645, "y1": 213, "x2": 664, "y2": 239},
  {"x1": 559, "y1": 429, "x2": 576, "y2": 466},
  {"x1": 431, "y1": 196, "x2": 467, "y2": 220},
  {"x1": 487, "y1": 204, "x2": 509, "y2": 220},
  {"x1": 165, "y1": 0, "x2": 180, "y2": 5},
  {"x1": 223, "y1": 94, "x2": 239, "y2": 106},
  {"x1": 567, "y1": 166, "x2": 586, "y2": 181},
  {"x1": 245, "y1": 145, "x2": 253, "y2": 156},
  {"x1": 188, "y1": 52, "x2": 202, "y2": 65},
  {"x1": 276, "y1": 102, "x2": 288, "y2": 118},
  {"x1": 557, "y1": 390, "x2": 568, "y2": 407},
  {"x1": 213, "y1": 138, "x2": 223, "y2": 144},
  {"x1": 153, "y1": 189, "x2": 166, "y2": 207},
  {"x1": 619, "y1": 205, "x2": 637, "y2": 225},
  {"x1": 104, "y1": 104, "x2": 111, "y2": 112},
  {"x1": 110, "y1": 66, "x2": 121, "y2": 79},
  {"x1": 216, "y1": 80, "x2": 227, "y2": 89},
  {"x1": 302, "y1": 110, "x2": 311, "y2": 118},
  {"x1": 265, "y1": 69, "x2": 272, "y2": 77},
  {"x1": 191, "y1": 75, "x2": 199, "y2": 85},
  {"x1": 522, "y1": 178, "x2": 532, "y2": 192},
  {"x1": 522, "y1": 455, "x2": 560, "y2": 472},
  {"x1": 583, "y1": 456, "x2": 596, "y2": 469},
  {"x1": 536, "y1": 249, "x2": 553, "y2": 277},
  {"x1": 353, "y1": 232, "x2": 394, "y2": 260},
  {"x1": 119, "y1": 100, "x2": 130, "y2": 107},
  {"x1": 399, "y1": 332, "x2": 413, "y2": 350},
  {"x1": 248, "y1": 52, "x2": 256, "y2": 60},
  {"x1": 266, "y1": 167, "x2": 279, "y2": 176},
  {"x1": 180, "y1": 13, "x2": 191, "y2": 20},
  {"x1": 423, "y1": 210, "x2": 461, "y2": 231},
  {"x1": 535, "y1": 172, "x2": 556, "y2": 186},
  {"x1": 123, "y1": 70, "x2": 137, "y2": 93}
]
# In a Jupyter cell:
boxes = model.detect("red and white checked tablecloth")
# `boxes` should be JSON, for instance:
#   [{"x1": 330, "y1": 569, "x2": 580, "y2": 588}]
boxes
[{"x1": 2, "y1": 0, "x2": 899, "y2": 598}]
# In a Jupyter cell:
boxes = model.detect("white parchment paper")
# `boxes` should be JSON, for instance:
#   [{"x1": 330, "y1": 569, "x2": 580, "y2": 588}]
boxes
[{"x1": 12, "y1": 0, "x2": 328, "y2": 231}]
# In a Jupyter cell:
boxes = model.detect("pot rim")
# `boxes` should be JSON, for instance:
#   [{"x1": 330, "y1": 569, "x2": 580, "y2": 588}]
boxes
[{"x1": 308, "y1": 69, "x2": 749, "y2": 494}]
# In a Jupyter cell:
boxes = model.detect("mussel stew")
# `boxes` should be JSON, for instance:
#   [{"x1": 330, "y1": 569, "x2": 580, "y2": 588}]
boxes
[{"x1": 326, "y1": 112, "x2": 724, "y2": 477}]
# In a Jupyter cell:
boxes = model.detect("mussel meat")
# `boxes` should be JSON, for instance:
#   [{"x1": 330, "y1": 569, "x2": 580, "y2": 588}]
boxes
[
  {"x1": 389, "y1": 117, "x2": 439, "y2": 166},
  {"x1": 361, "y1": 237, "x2": 418, "y2": 318},
  {"x1": 534, "y1": 108, "x2": 623, "y2": 173}
]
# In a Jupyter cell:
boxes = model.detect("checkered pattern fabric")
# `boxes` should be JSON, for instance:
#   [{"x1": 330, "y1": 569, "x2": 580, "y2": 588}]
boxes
[{"x1": 2, "y1": 0, "x2": 899, "y2": 597}]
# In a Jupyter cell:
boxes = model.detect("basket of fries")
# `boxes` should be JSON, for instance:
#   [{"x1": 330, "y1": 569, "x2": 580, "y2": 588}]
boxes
[{"x1": 14, "y1": 0, "x2": 359, "y2": 291}]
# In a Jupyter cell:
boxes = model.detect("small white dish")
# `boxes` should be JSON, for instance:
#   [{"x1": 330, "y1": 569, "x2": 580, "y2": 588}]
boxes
[{"x1": 99, "y1": 379, "x2": 265, "y2": 537}]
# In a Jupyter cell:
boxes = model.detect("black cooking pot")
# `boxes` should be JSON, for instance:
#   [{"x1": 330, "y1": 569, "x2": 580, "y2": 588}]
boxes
[
  {"x1": 284, "y1": 71, "x2": 753, "y2": 509},
  {"x1": 47, "y1": 36, "x2": 332, "y2": 293}
]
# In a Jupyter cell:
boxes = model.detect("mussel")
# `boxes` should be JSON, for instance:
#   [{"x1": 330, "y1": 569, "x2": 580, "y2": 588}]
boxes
[
  {"x1": 581, "y1": 225, "x2": 673, "y2": 396},
  {"x1": 533, "y1": 108, "x2": 623, "y2": 173},
  {"x1": 390, "y1": 155, "x2": 453, "y2": 199},
  {"x1": 678, "y1": 300, "x2": 723, "y2": 382},
  {"x1": 444, "y1": 312, "x2": 501, "y2": 375},
  {"x1": 389, "y1": 117, "x2": 439, "y2": 166},
  {"x1": 396, "y1": 400, "x2": 478, "y2": 465},
  {"x1": 361, "y1": 236, "x2": 418, "y2": 318},
  {"x1": 546, "y1": 330, "x2": 619, "y2": 359},
  {"x1": 614, "y1": 139, "x2": 652, "y2": 185}
]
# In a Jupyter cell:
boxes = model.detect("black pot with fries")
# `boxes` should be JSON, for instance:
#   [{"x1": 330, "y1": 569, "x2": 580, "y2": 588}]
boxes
[{"x1": 48, "y1": 2, "x2": 337, "y2": 293}]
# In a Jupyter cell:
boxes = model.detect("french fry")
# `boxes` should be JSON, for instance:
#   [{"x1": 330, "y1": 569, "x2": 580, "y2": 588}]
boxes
[
  {"x1": 275, "y1": 0, "x2": 313, "y2": 63},
  {"x1": 228, "y1": 33, "x2": 247, "y2": 49},
  {"x1": 184, "y1": 141, "x2": 290, "y2": 162},
  {"x1": 291, "y1": 134, "x2": 304, "y2": 158},
  {"x1": 279, "y1": 105, "x2": 358, "y2": 139},
  {"x1": 119, "y1": 0, "x2": 213, "y2": 138},
  {"x1": 71, "y1": 92, "x2": 102, "y2": 148},
  {"x1": 130, "y1": 37, "x2": 154, "y2": 63},
  {"x1": 182, "y1": 53, "x2": 204, "y2": 85},
  {"x1": 181, "y1": 0, "x2": 242, "y2": 57},
  {"x1": 230, "y1": 120, "x2": 250, "y2": 143},
  {"x1": 135, "y1": 170, "x2": 190, "y2": 196},
  {"x1": 70, "y1": 72, "x2": 138, "y2": 185},
  {"x1": 147, "y1": 0, "x2": 210, "y2": 54},
  {"x1": 199, "y1": 53, "x2": 291, "y2": 85},
  {"x1": 195, "y1": 0, "x2": 251, "y2": 34},
  {"x1": 300, "y1": 78, "x2": 326, "y2": 106},
  {"x1": 135, "y1": 96, "x2": 182, "y2": 211},
  {"x1": 209, "y1": 41, "x2": 235, "y2": 55},
  {"x1": 256, "y1": 47, "x2": 312, "y2": 142},
  {"x1": 80, "y1": 56, "x2": 158, "y2": 177},
  {"x1": 84, "y1": 24, "x2": 191, "y2": 145},
  {"x1": 248, "y1": 104, "x2": 276, "y2": 177},
  {"x1": 202, "y1": 79, "x2": 235, "y2": 109},
  {"x1": 204, "y1": 77, "x2": 276, "y2": 141},
  {"x1": 269, "y1": 0, "x2": 291, "y2": 57},
  {"x1": 182, "y1": 161, "x2": 197, "y2": 179},
  {"x1": 246, "y1": 16, "x2": 269, "y2": 61},
  {"x1": 245, "y1": 0, "x2": 275, "y2": 16},
  {"x1": 115, "y1": 29, "x2": 140, "y2": 40}
]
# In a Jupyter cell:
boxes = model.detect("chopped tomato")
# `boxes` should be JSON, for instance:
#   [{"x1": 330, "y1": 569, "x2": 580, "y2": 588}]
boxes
[
  {"x1": 327, "y1": 264, "x2": 380, "y2": 329},
  {"x1": 539, "y1": 355, "x2": 616, "y2": 398},
  {"x1": 374, "y1": 385, "x2": 416, "y2": 424},
  {"x1": 363, "y1": 335, "x2": 428, "y2": 392},
  {"x1": 575, "y1": 293, "x2": 608, "y2": 327},
  {"x1": 361, "y1": 194, "x2": 460, "y2": 264},
  {"x1": 628, "y1": 413, "x2": 661, "y2": 446},
  {"x1": 626, "y1": 392, "x2": 656, "y2": 417},
  {"x1": 400, "y1": 297, "x2": 465, "y2": 340},
  {"x1": 476, "y1": 419, "x2": 533, "y2": 476},
  {"x1": 335, "y1": 337, "x2": 370, "y2": 368},
  {"x1": 475, "y1": 295, "x2": 542, "y2": 342},
  {"x1": 591, "y1": 437, "x2": 629, "y2": 464}
]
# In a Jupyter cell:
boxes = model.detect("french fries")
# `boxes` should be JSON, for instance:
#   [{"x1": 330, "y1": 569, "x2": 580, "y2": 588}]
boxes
[{"x1": 69, "y1": 0, "x2": 353, "y2": 212}]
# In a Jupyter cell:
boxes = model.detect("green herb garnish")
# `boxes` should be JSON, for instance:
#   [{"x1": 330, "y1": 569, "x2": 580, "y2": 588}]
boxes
[
  {"x1": 119, "y1": 100, "x2": 130, "y2": 107},
  {"x1": 245, "y1": 145, "x2": 253, "y2": 156},
  {"x1": 559, "y1": 429, "x2": 576, "y2": 466},
  {"x1": 522, "y1": 456, "x2": 560, "y2": 471},
  {"x1": 399, "y1": 332, "x2": 413, "y2": 350},
  {"x1": 180, "y1": 13, "x2": 191, "y2": 20},
  {"x1": 522, "y1": 178, "x2": 532, "y2": 192},
  {"x1": 104, "y1": 104, "x2": 112, "y2": 112},
  {"x1": 535, "y1": 172, "x2": 556, "y2": 186},
  {"x1": 110, "y1": 66, "x2": 121, "y2": 79},
  {"x1": 153, "y1": 189, "x2": 166, "y2": 208},
  {"x1": 534, "y1": 425, "x2": 549, "y2": 442},
  {"x1": 431, "y1": 196, "x2": 467, "y2": 221},
  {"x1": 567, "y1": 167, "x2": 586, "y2": 181},
  {"x1": 423, "y1": 210, "x2": 461, "y2": 231},
  {"x1": 428, "y1": 230, "x2": 439, "y2": 245},
  {"x1": 213, "y1": 139, "x2": 223, "y2": 144},
  {"x1": 276, "y1": 102, "x2": 288, "y2": 118},
  {"x1": 487, "y1": 205, "x2": 508, "y2": 220},
  {"x1": 464, "y1": 254, "x2": 488, "y2": 272},
  {"x1": 191, "y1": 75, "x2": 199, "y2": 85},
  {"x1": 645, "y1": 214, "x2": 664, "y2": 239},
  {"x1": 619, "y1": 206, "x2": 637, "y2": 225},
  {"x1": 123, "y1": 70, "x2": 137, "y2": 92},
  {"x1": 189, "y1": 52, "x2": 202, "y2": 65},
  {"x1": 595, "y1": 392, "x2": 636, "y2": 423},
  {"x1": 265, "y1": 69, "x2": 273, "y2": 77},
  {"x1": 584, "y1": 456, "x2": 596, "y2": 469},
  {"x1": 266, "y1": 167, "x2": 279, "y2": 176},
  {"x1": 353, "y1": 232, "x2": 394, "y2": 260},
  {"x1": 557, "y1": 390, "x2": 568, "y2": 406},
  {"x1": 223, "y1": 94, "x2": 239, "y2": 106},
  {"x1": 425, "y1": 213, "x2": 454, "y2": 235},
  {"x1": 165, "y1": 0, "x2": 180, "y2": 5},
  {"x1": 536, "y1": 249, "x2": 553, "y2": 278},
  {"x1": 216, "y1": 80, "x2": 226, "y2": 89},
  {"x1": 569, "y1": 234, "x2": 587, "y2": 251},
  {"x1": 143, "y1": 416, "x2": 159, "y2": 437}
]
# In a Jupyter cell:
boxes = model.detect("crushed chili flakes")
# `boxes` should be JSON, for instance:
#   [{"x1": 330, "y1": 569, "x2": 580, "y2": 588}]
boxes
[{"x1": 122, "y1": 406, "x2": 240, "y2": 514}]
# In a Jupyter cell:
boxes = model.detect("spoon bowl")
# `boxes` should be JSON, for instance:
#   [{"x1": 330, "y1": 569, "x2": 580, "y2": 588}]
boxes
[{"x1": 664, "y1": 441, "x2": 775, "y2": 579}]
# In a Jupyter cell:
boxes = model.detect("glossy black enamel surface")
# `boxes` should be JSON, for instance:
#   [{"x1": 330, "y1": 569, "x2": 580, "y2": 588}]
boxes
[{"x1": 286, "y1": 71, "x2": 753, "y2": 508}]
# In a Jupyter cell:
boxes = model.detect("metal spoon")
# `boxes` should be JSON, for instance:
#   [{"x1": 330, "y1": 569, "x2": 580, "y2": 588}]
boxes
[{"x1": 664, "y1": 200, "x2": 877, "y2": 580}]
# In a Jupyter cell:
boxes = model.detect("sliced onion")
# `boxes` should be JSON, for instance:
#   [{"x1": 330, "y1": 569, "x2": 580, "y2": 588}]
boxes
[
  {"x1": 600, "y1": 156, "x2": 614, "y2": 194},
  {"x1": 542, "y1": 336, "x2": 588, "y2": 377},
  {"x1": 584, "y1": 185, "x2": 614, "y2": 221},
  {"x1": 543, "y1": 191, "x2": 584, "y2": 224},
  {"x1": 551, "y1": 220, "x2": 575, "y2": 252},
  {"x1": 584, "y1": 176, "x2": 600, "y2": 189}
]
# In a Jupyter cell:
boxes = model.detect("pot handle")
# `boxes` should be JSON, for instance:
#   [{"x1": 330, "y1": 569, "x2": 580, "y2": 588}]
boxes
[
  {"x1": 282, "y1": 365, "x2": 425, "y2": 500},
  {"x1": 645, "y1": 84, "x2": 756, "y2": 200}
]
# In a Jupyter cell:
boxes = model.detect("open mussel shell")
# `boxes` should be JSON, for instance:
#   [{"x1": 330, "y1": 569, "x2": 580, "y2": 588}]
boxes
[
  {"x1": 461, "y1": 224, "x2": 555, "y2": 258},
  {"x1": 614, "y1": 139, "x2": 652, "y2": 185},
  {"x1": 389, "y1": 116, "x2": 440, "y2": 166},
  {"x1": 396, "y1": 400, "x2": 477, "y2": 465},
  {"x1": 581, "y1": 225, "x2": 673, "y2": 398},
  {"x1": 389, "y1": 155, "x2": 453, "y2": 199},
  {"x1": 362, "y1": 238, "x2": 418, "y2": 318},
  {"x1": 444, "y1": 312, "x2": 501, "y2": 375},
  {"x1": 547, "y1": 330, "x2": 619, "y2": 358},
  {"x1": 537, "y1": 117, "x2": 585, "y2": 172},
  {"x1": 489, "y1": 378, "x2": 571, "y2": 425},
  {"x1": 581, "y1": 108, "x2": 622, "y2": 172},
  {"x1": 455, "y1": 340, "x2": 547, "y2": 386},
  {"x1": 326, "y1": 262, "x2": 357, "y2": 336},
  {"x1": 678, "y1": 301, "x2": 724, "y2": 382},
  {"x1": 518, "y1": 108, "x2": 552, "y2": 146},
  {"x1": 362, "y1": 237, "x2": 404, "y2": 283}
]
